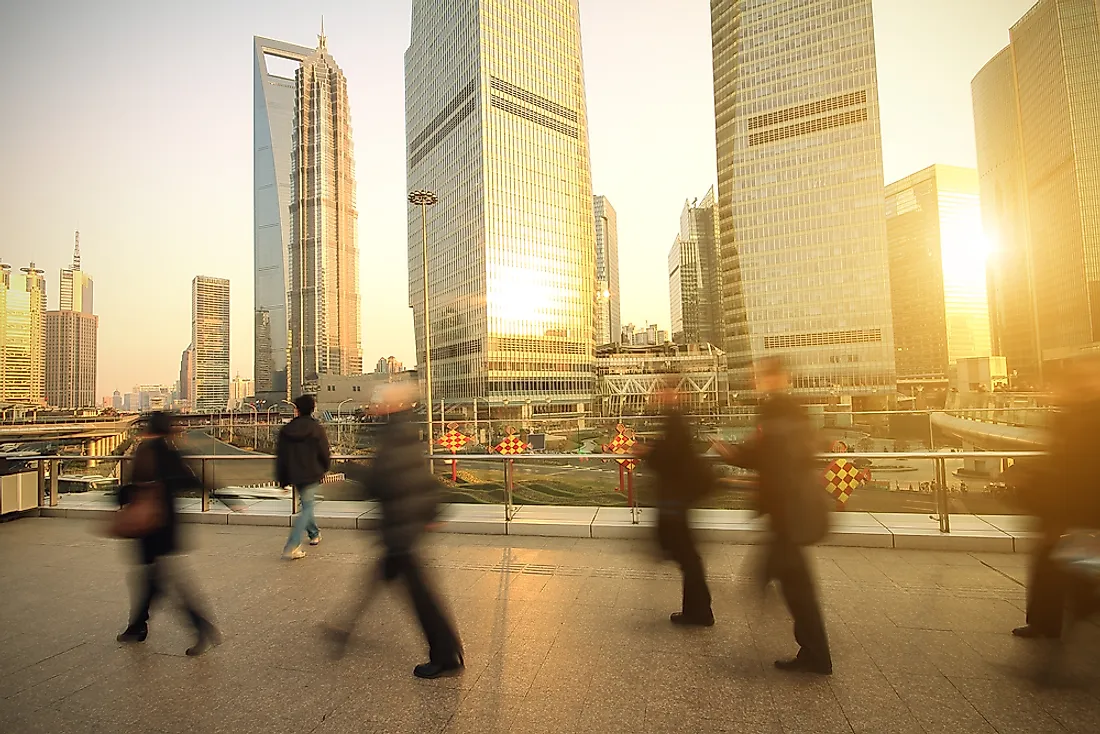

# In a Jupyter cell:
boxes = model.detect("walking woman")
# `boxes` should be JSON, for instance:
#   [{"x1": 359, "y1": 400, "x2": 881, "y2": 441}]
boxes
[{"x1": 115, "y1": 412, "x2": 220, "y2": 656}]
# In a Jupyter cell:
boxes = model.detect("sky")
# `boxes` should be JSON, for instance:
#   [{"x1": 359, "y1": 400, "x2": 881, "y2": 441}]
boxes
[{"x1": 0, "y1": 0, "x2": 1038, "y2": 401}]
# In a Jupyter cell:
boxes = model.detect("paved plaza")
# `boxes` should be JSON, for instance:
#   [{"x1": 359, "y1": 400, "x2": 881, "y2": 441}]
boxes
[{"x1": 2, "y1": 517, "x2": 1099, "y2": 733}]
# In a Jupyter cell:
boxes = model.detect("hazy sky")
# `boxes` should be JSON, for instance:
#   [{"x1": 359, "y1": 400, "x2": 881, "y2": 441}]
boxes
[{"x1": 0, "y1": 0, "x2": 1037, "y2": 400}]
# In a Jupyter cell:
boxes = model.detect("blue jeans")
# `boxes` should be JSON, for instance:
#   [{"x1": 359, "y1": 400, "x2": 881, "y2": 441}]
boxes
[{"x1": 285, "y1": 483, "x2": 320, "y2": 551}]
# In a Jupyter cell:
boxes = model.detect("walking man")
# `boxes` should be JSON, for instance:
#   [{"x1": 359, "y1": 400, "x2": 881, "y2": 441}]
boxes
[
  {"x1": 714, "y1": 357, "x2": 832, "y2": 674},
  {"x1": 277, "y1": 394, "x2": 331, "y2": 560}
]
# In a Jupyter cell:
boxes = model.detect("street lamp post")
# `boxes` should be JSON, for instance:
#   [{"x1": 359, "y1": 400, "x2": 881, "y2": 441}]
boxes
[
  {"x1": 337, "y1": 398, "x2": 353, "y2": 455},
  {"x1": 409, "y1": 189, "x2": 439, "y2": 470}
]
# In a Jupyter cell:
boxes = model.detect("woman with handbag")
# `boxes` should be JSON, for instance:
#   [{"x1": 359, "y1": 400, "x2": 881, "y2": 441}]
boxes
[{"x1": 114, "y1": 411, "x2": 220, "y2": 656}]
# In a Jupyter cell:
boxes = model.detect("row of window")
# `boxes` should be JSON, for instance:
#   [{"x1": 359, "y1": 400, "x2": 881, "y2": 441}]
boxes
[
  {"x1": 763, "y1": 328, "x2": 883, "y2": 350},
  {"x1": 748, "y1": 107, "x2": 868, "y2": 146}
]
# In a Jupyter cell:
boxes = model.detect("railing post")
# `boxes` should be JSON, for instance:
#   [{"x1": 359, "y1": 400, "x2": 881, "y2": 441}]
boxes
[
  {"x1": 934, "y1": 457, "x2": 950, "y2": 533},
  {"x1": 37, "y1": 459, "x2": 46, "y2": 508},
  {"x1": 201, "y1": 459, "x2": 209, "y2": 512},
  {"x1": 504, "y1": 458, "x2": 514, "y2": 521},
  {"x1": 49, "y1": 459, "x2": 60, "y2": 507}
]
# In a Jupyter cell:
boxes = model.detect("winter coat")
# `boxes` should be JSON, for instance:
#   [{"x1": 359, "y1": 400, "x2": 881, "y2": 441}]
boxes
[
  {"x1": 123, "y1": 436, "x2": 200, "y2": 562},
  {"x1": 275, "y1": 416, "x2": 332, "y2": 488}
]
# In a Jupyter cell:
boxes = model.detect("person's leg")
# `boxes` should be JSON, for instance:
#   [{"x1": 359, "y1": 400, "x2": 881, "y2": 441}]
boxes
[
  {"x1": 1020, "y1": 542, "x2": 1065, "y2": 637},
  {"x1": 120, "y1": 557, "x2": 160, "y2": 640},
  {"x1": 163, "y1": 556, "x2": 221, "y2": 655},
  {"x1": 397, "y1": 553, "x2": 462, "y2": 676},
  {"x1": 283, "y1": 485, "x2": 311, "y2": 554},
  {"x1": 302, "y1": 483, "x2": 321, "y2": 543},
  {"x1": 774, "y1": 541, "x2": 831, "y2": 672},
  {"x1": 672, "y1": 519, "x2": 713, "y2": 623}
]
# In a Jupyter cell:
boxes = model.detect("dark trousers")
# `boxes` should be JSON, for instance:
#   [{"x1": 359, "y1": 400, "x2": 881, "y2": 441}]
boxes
[
  {"x1": 659, "y1": 513, "x2": 712, "y2": 619},
  {"x1": 345, "y1": 551, "x2": 461, "y2": 664},
  {"x1": 766, "y1": 539, "x2": 831, "y2": 667},
  {"x1": 128, "y1": 556, "x2": 212, "y2": 633}
]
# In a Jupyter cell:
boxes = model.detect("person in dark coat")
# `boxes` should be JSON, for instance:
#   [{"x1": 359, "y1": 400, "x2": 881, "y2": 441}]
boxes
[
  {"x1": 329, "y1": 381, "x2": 463, "y2": 679},
  {"x1": 713, "y1": 357, "x2": 832, "y2": 674},
  {"x1": 116, "y1": 412, "x2": 219, "y2": 656},
  {"x1": 1012, "y1": 359, "x2": 1100, "y2": 639},
  {"x1": 277, "y1": 394, "x2": 331, "y2": 559},
  {"x1": 639, "y1": 381, "x2": 715, "y2": 626}
]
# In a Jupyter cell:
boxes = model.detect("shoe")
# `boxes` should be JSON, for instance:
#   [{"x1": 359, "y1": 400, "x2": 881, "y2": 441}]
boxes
[
  {"x1": 1011, "y1": 625, "x2": 1059, "y2": 639},
  {"x1": 670, "y1": 611, "x2": 715, "y2": 627},
  {"x1": 186, "y1": 626, "x2": 222, "y2": 657},
  {"x1": 116, "y1": 625, "x2": 148, "y2": 643},
  {"x1": 309, "y1": 535, "x2": 322, "y2": 546},
  {"x1": 774, "y1": 656, "x2": 832, "y2": 675},
  {"x1": 413, "y1": 653, "x2": 464, "y2": 679},
  {"x1": 282, "y1": 547, "x2": 307, "y2": 560}
]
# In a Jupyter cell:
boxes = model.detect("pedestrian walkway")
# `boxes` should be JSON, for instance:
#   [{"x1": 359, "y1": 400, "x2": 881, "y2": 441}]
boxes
[{"x1": 1, "y1": 518, "x2": 1098, "y2": 733}]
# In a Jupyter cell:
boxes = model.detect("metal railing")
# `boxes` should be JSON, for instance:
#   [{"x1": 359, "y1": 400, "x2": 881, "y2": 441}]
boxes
[{"x1": 3, "y1": 449, "x2": 1047, "y2": 532}]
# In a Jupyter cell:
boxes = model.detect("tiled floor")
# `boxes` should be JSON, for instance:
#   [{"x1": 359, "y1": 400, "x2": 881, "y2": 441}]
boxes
[{"x1": 1, "y1": 517, "x2": 1098, "y2": 733}]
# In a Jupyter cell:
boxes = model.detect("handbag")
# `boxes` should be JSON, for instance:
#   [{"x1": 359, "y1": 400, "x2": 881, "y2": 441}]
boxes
[{"x1": 109, "y1": 483, "x2": 167, "y2": 539}]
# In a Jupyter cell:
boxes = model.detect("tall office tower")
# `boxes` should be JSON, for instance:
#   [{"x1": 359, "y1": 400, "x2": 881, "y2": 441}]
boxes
[
  {"x1": 973, "y1": 0, "x2": 1100, "y2": 384},
  {"x1": 669, "y1": 187, "x2": 722, "y2": 345},
  {"x1": 47, "y1": 235, "x2": 98, "y2": 409},
  {"x1": 254, "y1": 36, "x2": 312, "y2": 402},
  {"x1": 111, "y1": 390, "x2": 122, "y2": 410},
  {"x1": 406, "y1": 0, "x2": 597, "y2": 412},
  {"x1": 287, "y1": 30, "x2": 362, "y2": 397},
  {"x1": 179, "y1": 344, "x2": 194, "y2": 406},
  {"x1": 0, "y1": 263, "x2": 47, "y2": 404},
  {"x1": 191, "y1": 276, "x2": 230, "y2": 413},
  {"x1": 710, "y1": 0, "x2": 895, "y2": 398},
  {"x1": 885, "y1": 165, "x2": 991, "y2": 385},
  {"x1": 593, "y1": 195, "x2": 621, "y2": 345},
  {"x1": 60, "y1": 231, "x2": 93, "y2": 314}
]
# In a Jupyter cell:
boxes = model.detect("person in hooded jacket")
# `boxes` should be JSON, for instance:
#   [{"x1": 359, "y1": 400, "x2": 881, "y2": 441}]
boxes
[
  {"x1": 328, "y1": 381, "x2": 463, "y2": 679},
  {"x1": 277, "y1": 394, "x2": 332, "y2": 559}
]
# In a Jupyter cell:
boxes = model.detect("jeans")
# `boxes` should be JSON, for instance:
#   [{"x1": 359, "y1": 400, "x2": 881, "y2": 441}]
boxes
[{"x1": 284, "y1": 483, "x2": 320, "y2": 551}]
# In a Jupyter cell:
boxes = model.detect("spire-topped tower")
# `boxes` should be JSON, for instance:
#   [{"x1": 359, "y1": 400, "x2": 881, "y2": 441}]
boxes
[
  {"x1": 318, "y1": 16, "x2": 327, "y2": 50},
  {"x1": 73, "y1": 231, "x2": 81, "y2": 270}
]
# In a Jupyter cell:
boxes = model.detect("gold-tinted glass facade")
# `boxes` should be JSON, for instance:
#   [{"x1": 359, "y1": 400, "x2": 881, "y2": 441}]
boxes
[
  {"x1": 406, "y1": 0, "x2": 596, "y2": 407},
  {"x1": 974, "y1": 0, "x2": 1100, "y2": 379},
  {"x1": 710, "y1": 0, "x2": 895, "y2": 396},
  {"x1": 192, "y1": 276, "x2": 230, "y2": 412},
  {"x1": 0, "y1": 264, "x2": 46, "y2": 405},
  {"x1": 593, "y1": 195, "x2": 620, "y2": 346},
  {"x1": 886, "y1": 165, "x2": 991, "y2": 382}
]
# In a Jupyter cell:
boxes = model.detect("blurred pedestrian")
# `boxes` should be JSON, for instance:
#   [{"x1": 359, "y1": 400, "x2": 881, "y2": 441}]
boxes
[
  {"x1": 638, "y1": 378, "x2": 716, "y2": 626},
  {"x1": 114, "y1": 411, "x2": 220, "y2": 656},
  {"x1": 277, "y1": 394, "x2": 331, "y2": 559},
  {"x1": 1012, "y1": 359, "x2": 1100, "y2": 639},
  {"x1": 713, "y1": 357, "x2": 832, "y2": 674},
  {"x1": 328, "y1": 381, "x2": 463, "y2": 679}
]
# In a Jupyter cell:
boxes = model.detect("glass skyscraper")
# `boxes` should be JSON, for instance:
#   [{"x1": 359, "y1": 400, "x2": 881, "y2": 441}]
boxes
[
  {"x1": 287, "y1": 32, "x2": 362, "y2": 397},
  {"x1": 192, "y1": 276, "x2": 230, "y2": 412},
  {"x1": 0, "y1": 262, "x2": 46, "y2": 405},
  {"x1": 973, "y1": 0, "x2": 1100, "y2": 383},
  {"x1": 710, "y1": 0, "x2": 896, "y2": 398},
  {"x1": 253, "y1": 36, "x2": 311, "y2": 402},
  {"x1": 669, "y1": 187, "x2": 722, "y2": 346},
  {"x1": 406, "y1": 0, "x2": 597, "y2": 413},
  {"x1": 885, "y1": 165, "x2": 991, "y2": 384},
  {"x1": 593, "y1": 195, "x2": 620, "y2": 346}
]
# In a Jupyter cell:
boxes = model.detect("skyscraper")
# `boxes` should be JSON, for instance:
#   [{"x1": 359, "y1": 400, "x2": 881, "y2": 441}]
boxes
[
  {"x1": 254, "y1": 35, "x2": 312, "y2": 402},
  {"x1": 179, "y1": 344, "x2": 194, "y2": 407},
  {"x1": 191, "y1": 276, "x2": 230, "y2": 412},
  {"x1": 406, "y1": 0, "x2": 597, "y2": 413},
  {"x1": 287, "y1": 30, "x2": 362, "y2": 397},
  {"x1": 885, "y1": 165, "x2": 991, "y2": 385},
  {"x1": 710, "y1": 0, "x2": 895, "y2": 399},
  {"x1": 669, "y1": 187, "x2": 722, "y2": 345},
  {"x1": 973, "y1": 0, "x2": 1100, "y2": 383},
  {"x1": 593, "y1": 195, "x2": 620, "y2": 345},
  {"x1": 46, "y1": 234, "x2": 97, "y2": 409},
  {"x1": 0, "y1": 262, "x2": 46, "y2": 404}
]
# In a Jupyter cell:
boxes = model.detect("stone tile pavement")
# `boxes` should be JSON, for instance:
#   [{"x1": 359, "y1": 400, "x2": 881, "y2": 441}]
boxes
[{"x1": 1, "y1": 517, "x2": 1098, "y2": 733}]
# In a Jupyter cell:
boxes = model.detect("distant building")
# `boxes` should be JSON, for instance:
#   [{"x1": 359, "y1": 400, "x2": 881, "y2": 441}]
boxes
[
  {"x1": 315, "y1": 372, "x2": 389, "y2": 414},
  {"x1": 59, "y1": 231, "x2": 93, "y2": 315},
  {"x1": 191, "y1": 276, "x2": 230, "y2": 412},
  {"x1": 179, "y1": 344, "x2": 193, "y2": 408},
  {"x1": 0, "y1": 262, "x2": 47, "y2": 405},
  {"x1": 885, "y1": 165, "x2": 991, "y2": 387},
  {"x1": 954, "y1": 356, "x2": 1009, "y2": 395},
  {"x1": 973, "y1": 0, "x2": 1100, "y2": 384},
  {"x1": 668, "y1": 187, "x2": 722, "y2": 345},
  {"x1": 621, "y1": 323, "x2": 665, "y2": 348},
  {"x1": 229, "y1": 374, "x2": 254, "y2": 410},
  {"x1": 596, "y1": 343, "x2": 727, "y2": 416},
  {"x1": 374, "y1": 355, "x2": 404, "y2": 374},
  {"x1": 593, "y1": 195, "x2": 621, "y2": 345},
  {"x1": 46, "y1": 235, "x2": 97, "y2": 409},
  {"x1": 111, "y1": 390, "x2": 122, "y2": 410}
]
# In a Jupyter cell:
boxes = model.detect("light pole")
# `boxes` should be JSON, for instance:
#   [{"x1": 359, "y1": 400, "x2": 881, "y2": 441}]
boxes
[
  {"x1": 246, "y1": 404, "x2": 258, "y2": 450},
  {"x1": 409, "y1": 189, "x2": 439, "y2": 469},
  {"x1": 337, "y1": 398, "x2": 353, "y2": 455}
]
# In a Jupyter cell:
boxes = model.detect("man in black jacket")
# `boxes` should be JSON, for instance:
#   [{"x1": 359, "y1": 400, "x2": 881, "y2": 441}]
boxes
[
  {"x1": 329, "y1": 381, "x2": 463, "y2": 679},
  {"x1": 277, "y1": 394, "x2": 331, "y2": 559},
  {"x1": 714, "y1": 357, "x2": 832, "y2": 674}
]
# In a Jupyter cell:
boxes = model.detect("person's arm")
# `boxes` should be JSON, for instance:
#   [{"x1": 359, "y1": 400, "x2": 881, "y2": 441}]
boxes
[{"x1": 317, "y1": 424, "x2": 332, "y2": 473}]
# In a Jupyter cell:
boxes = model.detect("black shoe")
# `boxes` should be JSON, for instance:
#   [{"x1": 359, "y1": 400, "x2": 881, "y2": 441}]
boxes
[
  {"x1": 1012, "y1": 625, "x2": 1059, "y2": 640},
  {"x1": 670, "y1": 611, "x2": 715, "y2": 627},
  {"x1": 116, "y1": 625, "x2": 148, "y2": 643},
  {"x1": 774, "y1": 656, "x2": 832, "y2": 675},
  {"x1": 186, "y1": 625, "x2": 222, "y2": 657},
  {"x1": 413, "y1": 653, "x2": 464, "y2": 679}
]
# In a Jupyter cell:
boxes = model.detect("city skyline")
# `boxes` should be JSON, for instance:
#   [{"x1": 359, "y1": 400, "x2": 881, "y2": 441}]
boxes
[{"x1": 1, "y1": 0, "x2": 1039, "y2": 397}]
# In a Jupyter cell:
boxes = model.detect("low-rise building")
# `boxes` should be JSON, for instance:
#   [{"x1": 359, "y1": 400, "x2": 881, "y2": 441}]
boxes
[{"x1": 596, "y1": 343, "x2": 727, "y2": 416}]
